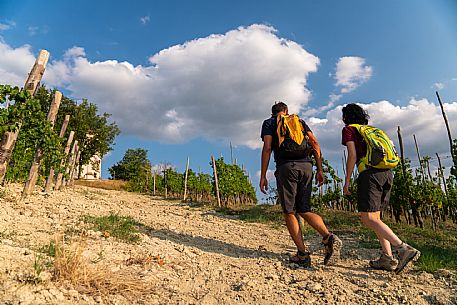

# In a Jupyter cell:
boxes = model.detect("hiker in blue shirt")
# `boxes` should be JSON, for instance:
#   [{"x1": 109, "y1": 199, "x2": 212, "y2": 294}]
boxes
[{"x1": 260, "y1": 101, "x2": 342, "y2": 267}]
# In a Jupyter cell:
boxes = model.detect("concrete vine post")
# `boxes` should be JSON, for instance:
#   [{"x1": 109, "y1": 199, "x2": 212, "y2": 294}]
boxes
[
  {"x1": 0, "y1": 50, "x2": 49, "y2": 184},
  {"x1": 22, "y1": 91, "x2": 62, "y2": 198}
]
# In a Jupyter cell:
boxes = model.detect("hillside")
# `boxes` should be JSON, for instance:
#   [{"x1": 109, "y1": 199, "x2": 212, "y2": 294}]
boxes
[{"x1": 0, "y1": 184, "x2": 455, "y2": 305}]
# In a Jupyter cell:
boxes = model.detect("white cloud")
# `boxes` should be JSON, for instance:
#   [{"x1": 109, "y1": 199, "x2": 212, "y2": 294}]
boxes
[
  {"x1": 64, "y1": 46, "x2": 86, "y2": 58},
  {"x1": 140, "y1": 15, "x2": 150, "y2": 25},
  {"x1": 433, "y1": 82, "x2": 445, "y2": 90},
  {"x1": 335, "y1": 56, "x2": 372, "y2": 93},
  {"x1": 302, "y1": 94, "x2": 342, "y2": 117},
  {"x1": 3, "y1": 24, "x2": 319, "y2": 149},
  {"x1": 152, "y1": 163, "x2": 176, "y2": 174},
  {"x1": 256, "y1": 169, "x2": 275, "y2": 181},
  {"x1": 27, "y1": 25, "x2": 48, "y2": 36},
  {"x1": 28, "y1": 26, "x2": 39, "y2": 36},
  {"x1": 0, "y1": 42, "x2": 36, "y2": 86},
  {"x1": 0, "y1": 20, "x2": 15, "y2": 31}
]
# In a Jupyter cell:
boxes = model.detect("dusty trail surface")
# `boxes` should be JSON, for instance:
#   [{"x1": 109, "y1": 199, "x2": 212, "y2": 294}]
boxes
[{"x1": 0, "y1": 184, "x2": 455, "y2": 304}]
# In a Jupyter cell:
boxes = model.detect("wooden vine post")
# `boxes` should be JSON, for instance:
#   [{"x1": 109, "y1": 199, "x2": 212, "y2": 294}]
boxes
[
  {"x1": 69, "y1": 149, "x2": 80, "y2": 186},
  {"x1": 54, "y1": 131, "x2": 75, "y2": 190},
  {"x1": 164, "y1": 169, "x2": 168, "y2": 199},
  {"x1": 436, "y1": 152, "x2": 449, "y2": 222},
  {"x1": 0, "y1": 50, "x2": 49, "y2": 184},
  {"x1": 413, "y1": 134, "x2": 426, "y2": 185},
  {"x1": 22, "y1": 91, "x2": 62, "y2": 197},
  {"x1": 414, "y1": 134, "x2": 436, "y2": 230},
  {"x1": 398, "y1": 126, "x2": 422, "y2": 226},
  {"x1": 211, "y1": 155, "x2": 221, "y2": 207},
  {"x1": 65, "y1": 142, "x2": 79, "y2": 186},
  {"x1": 183, "y1": 157, "x2": 189, "y2": 201},
  {"x1": 153, "y1": 172, "x2": 156, "y2": 195},
  {"x1": 45, "y1": 114, "x2": 70, "y2": 192},
  {"x1": 436, "y1": 91, "x2": 454, "y2": 161},
  {"x1": 397, "y1": 127, "x2": 406, "y2": 174}
]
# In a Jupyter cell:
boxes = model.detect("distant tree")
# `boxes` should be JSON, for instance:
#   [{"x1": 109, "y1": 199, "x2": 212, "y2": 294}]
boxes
[{"x1": 109, "y1": 148, "x2": 149, "y2": 181}]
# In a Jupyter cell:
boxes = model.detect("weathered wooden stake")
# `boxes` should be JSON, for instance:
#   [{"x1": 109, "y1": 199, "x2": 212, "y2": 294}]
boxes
[
  {"x1": 69, "y1": 149, "x2": 81, "y2": 186},
  {"x1": 425, "y1": 159, "x2": 433, "y2": 182},
  {"x1": 436, "y1": 91, "x2": 454, "y2": 161},
  {"x1": 183, "y1": 157, "x2": 189, "y2": 201},
  {"x1": 436, "y1": 153, "x2": 448, "y2": 197},
  {"x1": 0, "y1": 50, "x2": 49, "y2": 184},
  {"x1": 413, "y1": 136, "x2": 436, "y2": 230},
  {"x1": 341, "y1": 156, "x2": 346, "y2": 178},
  {"x1": 55, "y1": 132, "x2": 75, "y2": 190},
  {"x1": 211, "y1": 155, "x2": 221, "y2": 207},
  {"x1": 413, "y1": 134, "x2": 426, "y2": 184},
  {"x1": 397, "y1": 126, "x2": 406, "y2": 173},
  {"x1": 45, "y1": 115, "x2": 70, "y2": 192},
  {"x1": 66, "y1": 143, "x2": 79, "y2": 186},
  {"x1": 164, "y1": 169, "x2": 168, "y2": 199},
  {"x1": 145, "y1": 164, "x2": 150, "y2": 193},
  {"x1": 436, "y1": 152, "x2": 449, "y2": 223},
  {"x1": 22, "y1": 91, "x2": 62, "y2": 197},
  {"x1": 395, "y1": 126, "x2": 411, "y2": 224},
  {"x1": 153, "y1": 172, "x2": 156, "y2": 195}
]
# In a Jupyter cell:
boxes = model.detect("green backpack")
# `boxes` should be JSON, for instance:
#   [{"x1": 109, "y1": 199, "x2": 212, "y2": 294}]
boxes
[{"x1": 349, "y1": 124, "x2": 400, "y2": 172}]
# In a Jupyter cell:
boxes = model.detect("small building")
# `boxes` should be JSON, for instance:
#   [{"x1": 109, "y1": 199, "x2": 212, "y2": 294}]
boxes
[{"x1": 80, "y1": 155, "x2": 101, "y2": 180}]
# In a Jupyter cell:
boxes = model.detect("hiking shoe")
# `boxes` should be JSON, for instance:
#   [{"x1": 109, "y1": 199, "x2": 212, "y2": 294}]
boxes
[
  {"x1": 289, "y1": 251, "x2": 311, "y2": 268},
  {"x1": 393, "y1": 243, "x2": 421, "y2": 274},
  {"x1": 323, "y1": 234, "x2": 342, "y2": 265},
  {"x1": 369, "y1": 253, "x2": 398, "y2": 271}
]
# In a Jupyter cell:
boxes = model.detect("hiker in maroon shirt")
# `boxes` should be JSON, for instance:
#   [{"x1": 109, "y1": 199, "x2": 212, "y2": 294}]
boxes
[{"x1": 341, "y1": 103, "x2": 420, "y2": 273}]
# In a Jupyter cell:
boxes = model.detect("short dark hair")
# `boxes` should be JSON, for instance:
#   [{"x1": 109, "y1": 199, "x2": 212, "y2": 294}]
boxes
[
  {"x1": 342, "y1": 103, "x2": 369, "y2": 125},
  {"x1": 272, "y1": 101, "x2": 288, "y2": 116}
]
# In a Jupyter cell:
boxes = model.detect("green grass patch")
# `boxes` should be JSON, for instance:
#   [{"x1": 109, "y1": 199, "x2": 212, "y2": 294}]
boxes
[
  {"x1": 38, "y1": 240, "x2": 56, "y2": 257},
  {"x1": 83, "y1": 213, "x2": 140, "y2": 243},
  {"x1": 0, "y1": 229, "x2": 16, "y2": 240},
  {"x1": 413, "y1": 245, "x2": 457, "y2": 273},
  {"x1": 217, "y1": 204, "x2": 284, "y2": 228}
]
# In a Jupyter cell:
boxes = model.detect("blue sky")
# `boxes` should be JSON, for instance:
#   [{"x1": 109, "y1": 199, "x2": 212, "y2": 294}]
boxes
[{"x1": 1, "y1": 0, "x2": 457, "y2": 201}]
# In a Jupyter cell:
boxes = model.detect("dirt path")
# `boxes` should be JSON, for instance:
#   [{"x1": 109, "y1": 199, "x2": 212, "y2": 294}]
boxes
[{"x1": 0, "y1": 184, "x2": 455, "y2": 304}]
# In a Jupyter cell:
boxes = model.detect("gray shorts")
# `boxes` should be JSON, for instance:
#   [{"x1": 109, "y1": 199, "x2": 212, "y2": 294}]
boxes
[
  {"x1": 357, "y1": 168, "x2": 393, "y2": 212},
  {"x1": 275, "y1": 161, "x2": 313, "y2": 214}
]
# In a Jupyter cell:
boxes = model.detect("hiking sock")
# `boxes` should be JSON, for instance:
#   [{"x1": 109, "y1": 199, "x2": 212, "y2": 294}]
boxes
[
  {"x1": 297, "y1": 250, "x2": 308, "y2": 256},
  {"x1": 322, "y1": 233, "x2": 331, "y2": 244}
]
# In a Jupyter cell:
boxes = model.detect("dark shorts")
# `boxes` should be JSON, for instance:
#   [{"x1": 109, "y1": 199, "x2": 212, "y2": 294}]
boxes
[
  {"x1": 357, "y1": 168, "x2": 393, "y2": 212},
  {"x1": 275, "y1": 161, "x2": 313, "y2": 214}
]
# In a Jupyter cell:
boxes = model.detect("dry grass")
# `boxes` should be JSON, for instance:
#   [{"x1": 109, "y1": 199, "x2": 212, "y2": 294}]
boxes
[
  {"x1": 74, "y1": 179, "x2": 127, "y2": 191},
  {"x1": 52, "y1": 236, "x2": 153, "y2": 299}
]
